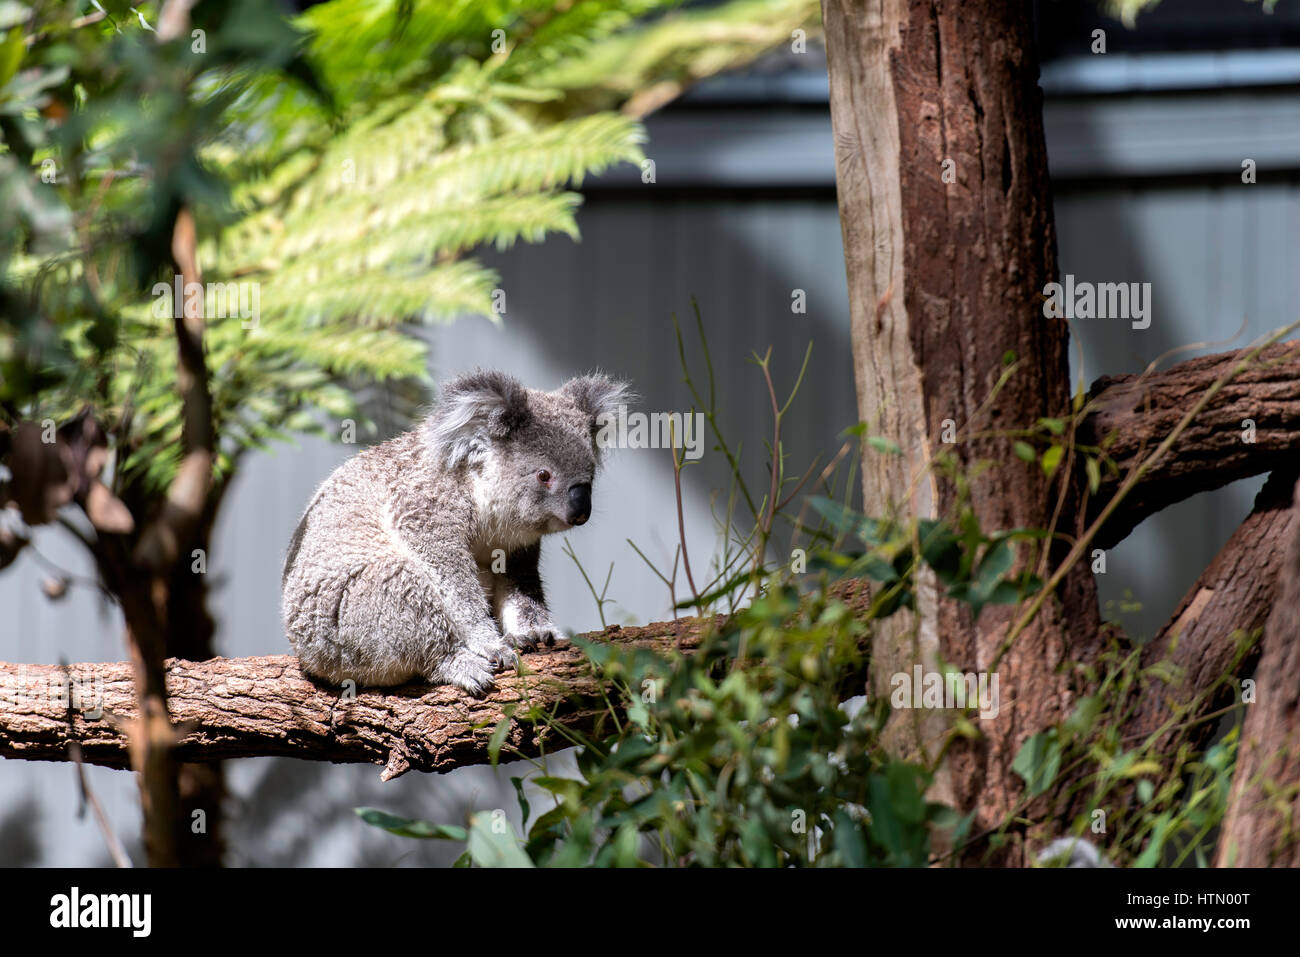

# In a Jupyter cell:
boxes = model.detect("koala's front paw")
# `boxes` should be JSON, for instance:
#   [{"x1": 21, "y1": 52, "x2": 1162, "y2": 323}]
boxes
[
  {"x1": 437, "y1": 649, "x2": 497, "y2": 697},
  {"x1": 465, "y1": 626, "x2": 520, "y2": 675},
  {"x1": 505, "y1": 623, "x2": 561, "y2": 652}
]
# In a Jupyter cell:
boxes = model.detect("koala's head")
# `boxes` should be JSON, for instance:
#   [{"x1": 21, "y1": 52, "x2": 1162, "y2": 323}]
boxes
[{"x1": 428, "y1": 369, "x2": 633, "y2": 536}]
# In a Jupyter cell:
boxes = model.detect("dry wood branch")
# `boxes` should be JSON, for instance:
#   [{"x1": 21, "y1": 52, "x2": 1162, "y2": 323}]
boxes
[
  {"x1": 1216, "y1": 477, "x2": 1300, "y2": 866},
  {"x1": 1125, "y1": 467, "x2": 1298, "y2": 752},
  {"x1": 0, "y1": 581, "x2": 875, "y2": 780},
  {"x1": 1084, "y1": 341, "x2": 1300, "y2": 548},
  {"x1": 0, "y1": 617, "x2": 718, "y2": 780}
]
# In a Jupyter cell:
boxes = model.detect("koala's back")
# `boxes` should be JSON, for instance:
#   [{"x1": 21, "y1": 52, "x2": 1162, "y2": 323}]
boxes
[
  {"x1": 283, "y1": 441, "x2": 396, "y2": 575},
  {"x1": 281, "y1": 433, "x2": 443, "y2": 684}
]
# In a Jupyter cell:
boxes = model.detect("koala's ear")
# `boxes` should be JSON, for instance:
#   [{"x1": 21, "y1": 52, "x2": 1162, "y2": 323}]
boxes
[
  {"x1": 429, "y1": 370, "x2": 531, "y2": 467},
  {"x1": 560, "y1": 374, "x2": 634, "y2": 428}
]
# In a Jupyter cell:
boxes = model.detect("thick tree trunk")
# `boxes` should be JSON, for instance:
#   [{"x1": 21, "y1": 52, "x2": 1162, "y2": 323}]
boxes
[
  {"x1": 822, "y1": 0, "x2": 1103, "y2": 861},
  {"x1": 166, "y1": 509, "x2": 224, "y2": 868},
  {"x1": 1215, "y1": 478, "x2": 1300, "y2": 866},
  {"x1": 92, "y1": 204, "x2": 220, "y2": 868}
]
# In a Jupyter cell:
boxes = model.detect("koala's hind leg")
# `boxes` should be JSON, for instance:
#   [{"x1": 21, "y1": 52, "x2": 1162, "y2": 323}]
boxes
[{"x1": 338, "y1": 554, "x2": 517, "y2": 695}]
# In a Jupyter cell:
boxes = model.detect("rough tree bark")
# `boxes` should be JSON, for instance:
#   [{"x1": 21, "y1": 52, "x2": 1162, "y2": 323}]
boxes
[
  {"x1": 821, "y1": 0, "x2": 1103, "y2": 860},
  {"x1": 1083, "y1": 341, "x2": 1300, "y2": 548},
  {"x1": 1215, "y1": 478, "x2": 1300, "y2": 866},
  {"x1": 0, "y1": 608, "x2": 841, "y2": 778},
  {"x1": 1126, "y1": 467, "x2": 1299, "y2": 754}
]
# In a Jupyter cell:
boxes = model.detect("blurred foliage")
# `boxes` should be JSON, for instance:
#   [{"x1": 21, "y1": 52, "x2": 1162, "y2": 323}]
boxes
[
  {"x1": 0, "y1": 0, "x2": 819, "y2": 508},
  {"x1": 1101, "y1": 0, "x2": 1279, "y2": 29},
  {"x1": 362, "y1": 572, "x2": 967, "y2": 868},
  {"x1": 360, "y1": 490, "x2": 1243, "y2": 868},
  {"x1": 356, "y1": 466, "x2": 1058, "y2": 867},
  {"x1": 357, "y1": 332, "x2": 1243, "y2": 867}
]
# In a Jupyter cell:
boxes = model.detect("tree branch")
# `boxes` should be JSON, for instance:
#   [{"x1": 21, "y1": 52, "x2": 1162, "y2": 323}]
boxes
[
  {"x1": 1083, "y1": 341, "x2": 1300, "y2": 548},
  {"x1": 0, "y1": 617, "x2": 719, "y2": 781},
  {"x1": 1216, "y1": 476, "x2": 1300, "y2": 866},
  {"x1": 0, "y1": 580, "x2": 875, "y2": 781},
  {"x1": 1124, "y1": 466, "x2": 1299, "y2": 753}
]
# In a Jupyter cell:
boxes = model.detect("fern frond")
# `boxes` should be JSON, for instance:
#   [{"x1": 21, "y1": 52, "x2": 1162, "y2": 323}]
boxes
[
  {"x1": 533, "y1": 0, "x2": 821, "y2": 109},
  {"x1": 256, "y1": 261, "x2": 502, "y2": 328},
  {"x1": 265, "y1": 192, "x2": 581, "y2": 282},
  {"x1": 245, "y1": 324, "x2": 430, "y2": 380},
  {"x1": 271, "y1": 111, "x2": 640, "y2": 246},
  {"x1": 500, "y1": 0, "x2": 677, "y2": 80}
]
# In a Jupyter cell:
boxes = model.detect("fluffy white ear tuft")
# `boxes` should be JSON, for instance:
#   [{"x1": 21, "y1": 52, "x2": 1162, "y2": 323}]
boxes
[
  {"x1": 428, "y1": 370, "x2": 531, "y2": 468},
  {"x1": 560, "y1": 373, "x2": 634, "y2": 425},
  {"x1": 560, "y1": 374, "x2": 634, "y2": 466}
]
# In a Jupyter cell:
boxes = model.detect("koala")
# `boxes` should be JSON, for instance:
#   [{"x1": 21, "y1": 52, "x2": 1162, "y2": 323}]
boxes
[{"x1": 281, "y1": 369, "x2": 631, "y2": 695}]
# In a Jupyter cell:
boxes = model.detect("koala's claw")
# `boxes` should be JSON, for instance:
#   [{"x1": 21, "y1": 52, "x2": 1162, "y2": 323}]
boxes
[
  {"x1": 487, "y1": 648, "x2": 519, "y2": 672},
  {"x1": 506, "y1": 626, "x2": 561, "y2": 652},
  {"x1": 507, "y1": 632, "x2": 537, "y2": 652}
]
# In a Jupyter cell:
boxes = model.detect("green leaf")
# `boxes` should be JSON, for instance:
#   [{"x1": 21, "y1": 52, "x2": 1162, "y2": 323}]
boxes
[
  {"x1": 917, "y1": 518, "x2": 962, "y2": 583},
  {"x1": 533, "y1": 775, "x2": 583, "y2": 806},
  {"x1": 488, "y1": 716, "x2": 511, "y2": 765},
  {"x1": 1012, "y1": 730, "x2": 1062, "y2": 798},
  {"x1": 832, "y1": 809, "x2": 868, "y2": 867},
  {"x1": 740, "y1": 816, "x2": 777, "y2": 867},
  {"x1": 1134, "y1": 813, "x2": 1172, "y2": 868},
  {"x1": 962, "y1": 538, "x2": 1017, "y2": 616},
  {"x1": 976, "y1": 539, "x2": 1015, "y2": 583},
  {"x1": 1085, "y1": 456, "x2": 1101, "y2": 494},
  {"x1": 1038, "y1": 417, "x2": 1066, "y2": 436},
  {"x1": 0, "y1": 26, "x2": 23, "y2": 91},
  {"x1": 355, "y1": 807, "x2": 467, "y2": 841},
  {"x1": 1040, "y1": 444, "x2": 1063, "y2": 478},
  {"x1": 510, "y1": 776, "x2": 531, "y2": 826},
  {"x1": 1013, "y1": 441, "x2": 1036, "y2": 463},
  {"x1": 612, "y1": 823, "x2": 640, "y2": 867},
  {"x1": 806, "y1": 495, "x2": 860, "y2": 535},
  {"x1": 1063, "y1": 695, "x2": 1102, "y2": 738},
  {"x1": 807, "y1": 496, "x2": 886, "y2": 546},
  {"x1": 467, "y1": 812, "x2": 535, "y2": 868},
  {"x1": 867, "y1": 435, "x2": 902, "y2": 455}
]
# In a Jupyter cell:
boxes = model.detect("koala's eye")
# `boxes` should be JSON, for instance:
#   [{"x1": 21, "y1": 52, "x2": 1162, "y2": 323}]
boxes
[{"x1": 537, "y1": 469, "x2": 552, "y2": 484}]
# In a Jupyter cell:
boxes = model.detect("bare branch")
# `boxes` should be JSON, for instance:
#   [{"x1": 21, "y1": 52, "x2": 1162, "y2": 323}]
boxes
[
  {"x1": 0, "y1": 581, "x2": 875, "y2": 780},
  {"x1": 1083, "y1": 341, "x2": 1300, "y2": 547},
  {"x1": 1216, "y1": 476, "x2": 1300, "y2": 866},
  {"x1": 1125, "y1": 467, "x2": 1298, "y2": 752},
  {"x1": 0, "y1": 618, "x2": 718, "y2": 781}
]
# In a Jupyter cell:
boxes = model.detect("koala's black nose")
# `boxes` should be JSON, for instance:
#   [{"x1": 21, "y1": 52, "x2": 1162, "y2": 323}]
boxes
[{"x1": 567, "y1": 483, "x2": 592, "y2": 526}]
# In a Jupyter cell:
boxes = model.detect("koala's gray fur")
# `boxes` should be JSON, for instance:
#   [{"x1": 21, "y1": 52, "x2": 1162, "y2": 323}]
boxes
[
  {"x1": 281, "y1": 370, "x2": 631, "y2": 695},
  {"x1": 1036, "y1": 837, "x2": 1113, "y2": 868}
]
